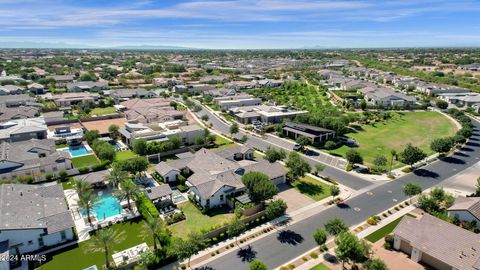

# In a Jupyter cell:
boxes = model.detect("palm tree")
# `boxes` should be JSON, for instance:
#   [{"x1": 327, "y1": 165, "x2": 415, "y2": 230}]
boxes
[
  {"x1": 78, "y1": 191, "x2": 99, "y2": 224},
  {"x1": 115, "y1": 180, "x2": 139, "y2": 210},
  {"x1": 75, "y1": 179, "x2": 92, "y2": 194},
  {"x1": 389, "y1": 149, "x2": 397, "y2": 174},
  {"x1": 85, "y1": 228, "x2": 126, "y2": 269},
  {"x1": 105, "y1": 167, "x2": 128, "y2": 188},
  {"x1": 141, "y1": 218, "x2": 164, "y2": 251}
]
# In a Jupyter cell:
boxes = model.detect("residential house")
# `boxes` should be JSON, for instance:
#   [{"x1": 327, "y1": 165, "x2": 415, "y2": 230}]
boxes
[
  {"x1": 46, "y1": 75, "x2": 75, "y2": 87},
  {"x1": 438, "y1": 93, "x2": 480, "y2": 107},
  {"x1": 0, "y1": 106, "x2": 39, "y2": 122},
  {"x1": 27, "y1": 83, "x2": 44, "y2": 94},
  {"x1": 0, "y1": 184, "x2": 75, "y2": 261},
  {"x1": 66, "y1": 81, "x2": 108, "y2": 92},
  {"x1": 360, "y1": 87, "x2": 416, "y2": 107},
  {"x1": 217, "y1": 97, "x2": 262, "y2": 110},
  {"x1": 0, "y1": 139, "x2": 72, "y2": 179},
  {"x1": 109, "y1": 88, "x2": 156, "y2": 99},
  {"x1": 52, "y1": 92, "x2": 99, "y2": 107},
  {"x1": 119, "y1": 121, "x2": 203, "y2": 147},
  {"x1": 229, "y1": 105, "x2": 307, "y2": 124},
  {"x1": 0, "y1": 85, "x2": 25, "y2": 95},
  {"x1": 448, "y1": 196, "x2": 480, "y2": 227},
  {"x1": 282, "y1": 122, "x2": 336, "y2": 145},
  {"x1": 0, "y1": 95, "x2": 35, "y2": 108},
  {"x1": 200, "y1": 75, "x2": 229, "y2": 84},
  {"x1": 175, "y1": 84, "x2": 215, "y2": 94},
  {"x1": 224, "y1": 81, "x2": 258, "y2": 90},
  {"x1": 152, "y1": 78, "x2": 182, "y2": 87},
  {"x1": 393, "y1": 214, "x2": 480, "y2": 270},
  {"x1": 0, "y1": 117, "x2": 47, "y2": 143},
  {"x1": 155, "y1": 148, "x2": 286, "y2": 209}
]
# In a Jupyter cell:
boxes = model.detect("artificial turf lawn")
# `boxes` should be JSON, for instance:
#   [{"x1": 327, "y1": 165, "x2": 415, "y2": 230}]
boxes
[
  {"x1": 89, "y1": 106, "x2": 117, "y2": 116},
  {"x1": 328, "y1": 111, "x2": 458, "y2": 168},
  {"x1": 72, "y1": 154, "x2": 100, "y2": 168},
  {"x1": 39, "y1": 218, "x2": 153, "y2": 270},
  {"x1": 168, "y1": 201, "x2": 234, "y2": 237},
  {"x1": 364, "y1": 213, "x2": 416, "y2": 243},
  {"x1": 309, "y1": 263, "x2": 331, "y2": 270},
  {"x1": 292, "y1": 176, "x2": 332, "y2": 201}
]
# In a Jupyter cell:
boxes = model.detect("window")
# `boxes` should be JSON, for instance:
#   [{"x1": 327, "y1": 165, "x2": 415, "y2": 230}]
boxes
[
  {"x1": 60, "y1": 230, "x2": 67, "y2": 240},
  {"x1": 38, "y1": 237, "x2": 44, "y2": 247},
  {"x1": 220, "y1": 194, "x2": 224, "y2": 201},
  {"x1": 27, "y1": 240, "x2": 33, "y2": 245},
  {"x1": 165, "y1": 176, "x2": 169, "y2": 182}
]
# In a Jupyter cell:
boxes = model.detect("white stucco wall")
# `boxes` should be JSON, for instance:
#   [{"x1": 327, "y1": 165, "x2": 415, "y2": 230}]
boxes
[{"x1": 0, "y1": 228, "x2": 73, "y2": 254}]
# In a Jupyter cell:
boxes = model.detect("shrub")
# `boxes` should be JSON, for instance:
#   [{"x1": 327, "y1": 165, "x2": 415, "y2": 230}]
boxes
[
  {"x1": 401, "y1": 167, "x2": 412, "y2": 173},
  {"x1": 211, "y1": 253, "x2": 215, "y2": 257},
  {"x1": 346, "y1": 163, "x2": 353, "y2": 171},
  {"x1": 324, "y1": 140, "x2": 337, "y2": 150},
  {"x1": 165, "y1": 212, "x2": 186, "y2": 225},
  {"x1": 310, "y1": 252, "x2": 318, "y2": 259},
  {"x1": 394, "y1": 206, "x2": 400, "y2": 211},
  {"x1": 367, "y1": 215, "x2": 380, "y2": 225},
  {"x1": 384, "y1": 234, "x2": 394, "y2": 250},
  {"x1": 288, "y1": 264, "x2": 295, "y2": 269},
  {"x1": 134, "y1": 184, "x2": 160, "y2": 222},
  {"x1": 302, "y1": 256, "x2": 308, "y2": 262},
  {"x1": 177, "y1": 184, "x2": 189, "y2": 192},
  {"x1": 78, "y1": 167, "x2": 90, "y2": 174},
  {"x1": 45, "y1": 173, "x2": 54, "y2": 181},
  {"x1": 387, "y1": 174, "x2": 396, "y2": 179},
  {"x1": 280, "y1": 267, "x2": 289, "y2": 270}
]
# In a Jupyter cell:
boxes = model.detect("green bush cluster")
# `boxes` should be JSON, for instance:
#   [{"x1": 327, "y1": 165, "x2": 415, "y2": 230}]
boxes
[{"x1": 134, "y1": 186, "x2": 160, "y2": 222}]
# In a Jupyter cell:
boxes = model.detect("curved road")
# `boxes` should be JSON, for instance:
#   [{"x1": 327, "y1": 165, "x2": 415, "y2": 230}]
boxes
[{"x1": 196, "y1": 107, "x2": 480, "y2": 270}]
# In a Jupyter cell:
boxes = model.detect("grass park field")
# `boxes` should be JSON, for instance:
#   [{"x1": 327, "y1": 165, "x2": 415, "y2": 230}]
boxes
[{"x1": 329, "y1": 111, "x2": 458, "y2": 168}]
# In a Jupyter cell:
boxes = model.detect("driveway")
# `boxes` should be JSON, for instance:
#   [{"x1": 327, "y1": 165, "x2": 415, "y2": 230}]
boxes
[{"x1": 275, "y1": 184, "x2": 315, "y2": 213}]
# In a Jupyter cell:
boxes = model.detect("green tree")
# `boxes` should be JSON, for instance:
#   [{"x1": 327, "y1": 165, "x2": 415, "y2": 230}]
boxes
[
  {"x1": 313, "y1": 164, "x2": 326, "y2": 176},
  {"x1": 313, "y1": 228, "x2": 328, "y2": 248},
  {"x1": 403, "y1": 183, "x2": 422, "y2": 203},
  {"x1": 363, "y1": 258, "x2": 388, "y2": 270},
  {"x1": 171, "y1": 232, "x2": 206, "y2": 267},
  {"x1": 430, "y1": 137, "x2": 454, "y2": 154},
  {"x1": 264, "y1": 147, "x2": 287, "y2": 163},
  {"x1": 241, "y1": 172, "x2": 278, "y2": 203},
  {"x1": 141, "y1": 218, "x2": 164, "y2": 251},
  {"x1": 75, "y1": 179, "x2": 93, "y2": 194},
  {"x1": 116, "y1": 156, "x2": 149, "y2": 176},
  {"x1": 115, "y1": 180, "x2": 139, "y2": 210},
  {"x1": 325, "y1": 218, "x2": 348, "y2": 236},
  {"x1": 286, "y1": 151, "x2": 311, "y2": 180},
  {"x1": 194, "y1": 136, "x2": 205, "y2": 145},
  {"x1": 58, "y1": 170, "x2": 69, "y2": 182},
  {"x1": 227, "y1": 217, "x2": 246, "y2": 246},
  {"x1": 108, "y1": 124, "x2": 120, "y2": 139},
  {"x1": 346, "y1": 149, "x2": 363, "y2": 166},
  {"x1": 296, "y1": 136, "x2": 311, "y2": 147},
  {"x1": 105, "y1": 167, "x2": 128, "y2": 188},
  {"x1": 436, "y1": 100, "x2": 448, "y2": 110},
  {"x1": 85, "y1": 228, "x2": 125, "y2": 269},
  {"x1": 132, "y1": 139, "x2": 148, "y2": 156},
  {"x1": 399, "y1": 144, "x2": 427, "y2": 168},
  {"x1": 330, "y1": 185, "x2": 340, "y2": 201},
  {"x1": 230, "y1": 122, "x2": 239, "y2": 135},
  {"x1": 373, "y1": 155, "x2": 388, "y2": 170},
  {"x1": 249, "y1": 259, "x2": 268, "y2": 270},
  {"x1": 335, "y1": 231, "x2": 368, "y2": 269},
  {"x1": 201, "y1": 114, "x2": 209, "y2": 121},
  {"x1": 78, "y1": 191, "x2": 99, "y2": 224},
  {"x1": 264, "y1": 199, "x2": 288, "y2": 220},
  {"x1": 78, "y1": 72, "x2": 97, "y2": 82},
  {"x1": 84, "y1": 130, "x2": 100, "y2": 145},
  {"x1": 92, "y1": 140, "x2": 116, "y2": 162}
]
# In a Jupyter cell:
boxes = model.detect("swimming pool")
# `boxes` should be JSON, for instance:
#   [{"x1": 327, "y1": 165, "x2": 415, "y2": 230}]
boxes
[
  {"x1": 64, "y1": 145, "x2": 89, "y2": 157},
  {"x1": 81, "y1": 191, "x2": 124, "y2": 220}
]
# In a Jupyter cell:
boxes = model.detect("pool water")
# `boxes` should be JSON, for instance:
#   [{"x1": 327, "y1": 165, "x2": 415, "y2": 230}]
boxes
[
  {"x1": 81, "y1": 192, "x2": 124, "y2": 220},
  {"x1": 65, "y1": 145, "x2": 89, "y2": 157}
]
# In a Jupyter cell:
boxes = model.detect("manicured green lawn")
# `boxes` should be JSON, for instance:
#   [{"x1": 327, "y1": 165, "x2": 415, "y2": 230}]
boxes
[
  {"x1": 89, "y1": 106, "x2": 117, "y2": 116},
  {"x1": 55, "y1": 144, "x2": 68, "y2": 149},
  {"x1": 60, "y1": 177, "x2": 75, "y2": 190},
  {"x1": 310, "y1": 263, "x2": 330, "y2": 270},
  {"x1": 72, "y1": 154, "x2": 100, "y2": 168},
  {"x1": 329, "y1": 111, "x2": 458, "y2": 168},
  {"x1": 39, "y1": 218, "x2": 153, "y2": 270},
  {"x1": 364, "y1": 213, "x2": 416, "y2": 243},
  {"x1": 292, "y1": 176, "x2": 331, "y2": 201},
  {"x1": 116, "y1": 150, "x2": 136, "y2": 161},
  {"x1": 215, "y1": 135, "x2": 232, "y2": 146},
  {"x1": 169, "y1": 202, "x2": 234, "y2": 237}
]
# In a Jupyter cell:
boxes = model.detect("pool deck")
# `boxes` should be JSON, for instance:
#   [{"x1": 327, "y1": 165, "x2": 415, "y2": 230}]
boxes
[
  {"x1": 64, "y1": 188, "x2": 140, "y2": 242},
  {"x1": 57, "y1": 144, "x2": 94, "y2": 158}
]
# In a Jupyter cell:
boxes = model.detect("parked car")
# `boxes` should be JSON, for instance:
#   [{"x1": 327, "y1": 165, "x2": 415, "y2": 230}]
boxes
[{"x1": 293, "y1": 144, "x2": 303, "y2": 151}]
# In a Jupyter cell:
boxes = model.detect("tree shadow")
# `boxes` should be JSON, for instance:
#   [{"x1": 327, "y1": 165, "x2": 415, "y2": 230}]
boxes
[
  {"x1": 453, "y1": 152, "x2": 469, "y2": 158},
  {"x1": 468, "y1": 137, "x2": 479, "y2": 141},
  {"x1": 413, "y1": 169, "x2": 440, "y2": 178},
  {"x1": 195, "y1": 267, "x2": 216, "y2": 270},
  {"x1": 277, "y1": 230, "x2": 304, "y2": 245},
  {"x1": 336, "y1": 203, "x2": 351, "y2": 209},
  {"x1": 294, "y1": 181, "x2": 324, "y2": 198},
  {"x1": 460, "y1": 147, "x2": 474, "y2": 152},
  {"x1": 439, "y1": 156, "x2": 466, "y2": 165},
  {"x1": 237, "y1": 245, "x2": 257, "y2": 262},
  {"x1": 466, "y1": 141, "x2": 480, "y2": 148}
]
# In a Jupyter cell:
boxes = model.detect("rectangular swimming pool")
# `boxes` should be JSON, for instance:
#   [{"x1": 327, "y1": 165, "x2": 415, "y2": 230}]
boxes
[
  {"x1": 81, "y1": 191, "x2": 124, "y2": 220},
  {"x1": 64, "y1": 145, "x2": 89, "y2": 157}
]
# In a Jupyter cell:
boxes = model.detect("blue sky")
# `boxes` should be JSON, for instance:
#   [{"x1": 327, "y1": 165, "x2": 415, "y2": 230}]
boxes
[{"x1": 1, "y1": 0, "x2": 480, "y2": 49}]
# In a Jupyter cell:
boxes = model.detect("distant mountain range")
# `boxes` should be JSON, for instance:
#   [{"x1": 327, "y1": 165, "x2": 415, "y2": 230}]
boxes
[{"x1": 0, "y1": 42, "x2": 196, "y2": 50}]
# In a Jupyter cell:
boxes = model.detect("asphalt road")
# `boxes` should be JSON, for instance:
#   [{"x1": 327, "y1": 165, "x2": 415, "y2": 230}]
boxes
[
  {"x1": 196, "y1": 106, "x2": 372, "y2": 190},
  {"x1": 196, "y1": 116, "x2": 480, "y2": 270}
]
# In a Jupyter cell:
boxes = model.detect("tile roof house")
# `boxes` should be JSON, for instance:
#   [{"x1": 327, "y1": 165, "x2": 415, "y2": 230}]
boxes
[
  {"x1": 0, "y1": 184, "x2": 75, "y2": 255},
  {"x1": 66, "y1": 81, "x2": 108, "y2": 92},
  {"x1": 119, "y1": 98, "x2": 184, "y2": 124},
  {"x1": 362, "y1": 87, "x2": 416, "y2": 107},
  {"x1": 109, "y1": 88, "x2": 156, "y2": 99},
  {"x1": 393, "y1": 214, "x2": 480, "y2": 270},
  {"x1": 0, "y1": 117, "x2": 48, "y2": 143},
  {"x1": 155, "y1": 147, "x2": 286, "y2": 209},
  {"x1": 448, "y1": 196, "x2": 480, "y2": 227},
  {"x1": 0, "y1": 85, "x2": 25, "y2": 95},
  {"x1": 0, "y1": 139, "x2": 72, "y2": 180},
  {"x1": 51, "y1": 92, "x2": 100, "y2": 107},
  {"x1": 0, "y1": 105, "x2": 39, "y2": 122}
]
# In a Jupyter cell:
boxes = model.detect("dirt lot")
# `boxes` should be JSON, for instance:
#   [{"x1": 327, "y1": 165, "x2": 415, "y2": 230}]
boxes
[{"x1": 275, "y1": 184, "x2": 315, "y2": 213}]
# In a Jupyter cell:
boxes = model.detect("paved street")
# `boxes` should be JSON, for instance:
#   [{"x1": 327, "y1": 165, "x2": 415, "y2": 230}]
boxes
[
  {"x1": 195, "y1": 114, "x2": 480, "y2": 270},
  {"x1": 196, "y1": 105, "x2": 373, "y2": 190}
]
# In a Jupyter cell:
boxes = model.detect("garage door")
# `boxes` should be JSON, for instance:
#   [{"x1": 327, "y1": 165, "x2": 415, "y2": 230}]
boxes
[
  {"x1": 400, "y1": 239, "x2": 412, "y2": 255},
  {"x1": 422, "y1": 253, "x2": 451, "y2": 270}
]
